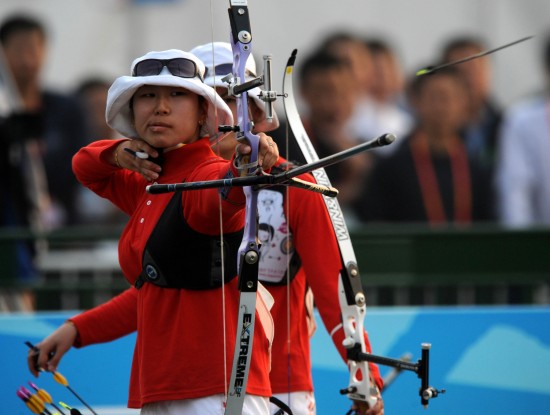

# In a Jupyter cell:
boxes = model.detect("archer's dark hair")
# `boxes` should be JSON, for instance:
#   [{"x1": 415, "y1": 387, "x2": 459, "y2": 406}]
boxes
[{"x1": 0, "y1": 14, "x2": 46, "y2": 45}]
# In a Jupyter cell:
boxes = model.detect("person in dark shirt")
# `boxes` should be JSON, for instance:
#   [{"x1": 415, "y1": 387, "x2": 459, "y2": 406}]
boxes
[
  {"x1": 354, "y1": 67, "x2": 494, "y2": 225},
  {"x1": 440, "y1": 36, "x2": 502, "y2": 173},
  {"x1": 0, "y1": 15, "x2": 89, "y2": 304},
  {"x1": 296, "y1": 50, "x2": 371, "y2": 210},
  {"x1": 0, "y1": 14, "x2": 89, "y2": 229}
]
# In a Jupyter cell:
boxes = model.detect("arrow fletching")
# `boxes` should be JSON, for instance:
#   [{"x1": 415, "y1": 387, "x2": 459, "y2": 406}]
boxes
[{"x1": 53, "y1": 371, "x2": 69, "y2": 386}]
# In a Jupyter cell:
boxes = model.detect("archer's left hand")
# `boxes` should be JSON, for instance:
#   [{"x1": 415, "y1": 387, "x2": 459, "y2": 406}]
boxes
[
  {"x1": 236, "y1": 132, "x2": 278, "y2": 169},
  {"x1": 351, "y1": 397, "x2": 384, "y2": 415}
]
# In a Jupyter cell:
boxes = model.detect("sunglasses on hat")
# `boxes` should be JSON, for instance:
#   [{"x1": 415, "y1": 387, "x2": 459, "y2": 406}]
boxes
[{"x1": 132, "y1": 58, "x2": 204, "y2": 81}]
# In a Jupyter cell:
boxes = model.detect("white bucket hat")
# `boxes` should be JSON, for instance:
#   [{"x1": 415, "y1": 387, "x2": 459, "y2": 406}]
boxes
[
  {"x1": 190, "y1": 42, "x2": 280, "y2": 132},
  {"x1": 106, "y1": 49, "x2": 233, "y2": 139}
]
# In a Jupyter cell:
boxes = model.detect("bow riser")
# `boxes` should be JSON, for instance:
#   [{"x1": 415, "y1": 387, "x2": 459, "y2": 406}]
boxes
[{"x1": 226, "y1": 2, "x2": 262, "y2": 414}]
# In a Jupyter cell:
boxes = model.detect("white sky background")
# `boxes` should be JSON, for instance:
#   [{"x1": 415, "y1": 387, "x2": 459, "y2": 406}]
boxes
[{"x1": 1, "y1": 0, "x2": 549, "y2": 112}]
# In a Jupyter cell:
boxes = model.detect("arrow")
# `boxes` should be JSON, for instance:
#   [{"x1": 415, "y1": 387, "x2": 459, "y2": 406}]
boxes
[
  {"x1": 416, "y1": 35, "x2": 534, "y2": 76},
  {"x1": 25, "y1": 341, "x2": 98, "y2": 415},
  {"x1": 17, "y1": 387, "x2": 48, "y2": 414},
  {"x1": 28, "y1": 382, "x2": 67, "y2": 415}
]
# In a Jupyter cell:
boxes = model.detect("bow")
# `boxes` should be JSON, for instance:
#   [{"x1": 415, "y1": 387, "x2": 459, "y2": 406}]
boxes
[
  {"x1": 281, "y1": 49, "x2": 379, "y2": 410},
  {"x1": 217, "y1": 4, "x2": 325, "y2": 413},
  {"x1": 282, "y1": 50, "x2": 445, "y2": 410},
  {"x1": 222, "y1": 2, "x2": 263, "y2": 414}
]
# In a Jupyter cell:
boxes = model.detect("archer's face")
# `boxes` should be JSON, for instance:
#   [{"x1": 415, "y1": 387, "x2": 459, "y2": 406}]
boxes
[{"x1": 132, "y1": 85, "x2": 206, "y2": 149}]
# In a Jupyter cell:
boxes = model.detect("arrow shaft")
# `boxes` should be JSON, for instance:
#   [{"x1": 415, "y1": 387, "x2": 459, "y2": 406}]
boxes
[
  {"x1": 419, "y1": 35, "x2": 534, "y2": 75},
  {"x1": 66, "y1": 386, "x2": 98, "y2": 415}
]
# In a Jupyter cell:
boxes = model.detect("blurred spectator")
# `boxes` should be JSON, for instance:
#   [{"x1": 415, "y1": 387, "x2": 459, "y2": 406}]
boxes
[
  {"x1": 75, "y1": 77, "x2": 118, "y2": 140},
  {"x1": 441, "y1": 36, "x2": 502, "y2": 173},
  {"x1": 298, "y1": 50, "x2": 370, "y2": 209},
  {"x1": 362, "y1": 37, "x2": 413, "y2": 144},
  {"x1": 0, "y1": 14, "x2": 88, "y2": 228},
  {"x1": 366, "y1": 38, "x2": 406, "y2": 107},
  {"x1": 320, "y1": 31, "x2": 373, "y2": 104},
  {"x1": 0, "y1": 14, "x2": 88, "y2": 307},
  {"x1": 320, "y1": 32, "x2": 412, "y2": 158},
  {"x1": 495, "y1": 34, "x2": 550, "y2": 227},
  {"x1": 270, "y1": 31, "x2": 369, "y2": 164},
  {"x1": 73, "y1": 77, "x2": 127, "y2": 226},
  {"x1": 353, "y1": 67, "x2": 494, "y2": 225}
]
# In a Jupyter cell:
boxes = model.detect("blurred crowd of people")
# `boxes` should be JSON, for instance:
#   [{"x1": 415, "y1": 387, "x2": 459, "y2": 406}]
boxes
[
  {"x1": 1, "y1": 13, "x2": 550, "y2": 285},
  {"x1": 289, "y1": 30, "x2": 550, "y2": 229}
]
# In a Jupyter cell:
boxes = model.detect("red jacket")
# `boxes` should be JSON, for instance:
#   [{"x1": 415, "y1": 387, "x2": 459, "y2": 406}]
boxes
[{"x1": 72, "y1": 137, "x2": 271, "y2": 407}]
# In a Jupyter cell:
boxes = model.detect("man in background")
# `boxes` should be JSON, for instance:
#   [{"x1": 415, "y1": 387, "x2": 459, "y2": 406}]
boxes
[{"x1": 0, "y1": 14, "x2": 88, "y2": 310}]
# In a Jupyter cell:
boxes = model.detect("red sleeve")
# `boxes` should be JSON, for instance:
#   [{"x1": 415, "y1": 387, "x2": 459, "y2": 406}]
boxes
[
  {"x1": 72, "y1": 139, "x2": 145, "y2": 215},
  {"x1": 70, "y1": 287, "x2": 138, "y2": 347},
  {"x1": 289, "y1": 173, "x2": 383, "y2": 390},
  {"x1": 183, "y1": 157, "x2": 246, "y2": 235}
]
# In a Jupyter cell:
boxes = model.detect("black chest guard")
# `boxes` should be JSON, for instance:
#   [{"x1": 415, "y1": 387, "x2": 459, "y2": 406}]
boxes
[{"x1": 135, "y1": 191, "x2": 243, "y2": 290}]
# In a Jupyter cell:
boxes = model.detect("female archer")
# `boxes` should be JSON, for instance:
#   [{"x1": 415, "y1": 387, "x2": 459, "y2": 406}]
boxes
[{"x1": 28, "y1": 48, "x2": 278, "y2": 415}]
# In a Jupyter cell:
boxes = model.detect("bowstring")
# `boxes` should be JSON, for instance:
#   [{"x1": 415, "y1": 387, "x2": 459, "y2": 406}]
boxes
[
  {"x1": 283, "y1": 77, "x2": 292, "y2": 410},
  {"x1": 207, "y1": 0, "x2": 229, "y2": 400}
]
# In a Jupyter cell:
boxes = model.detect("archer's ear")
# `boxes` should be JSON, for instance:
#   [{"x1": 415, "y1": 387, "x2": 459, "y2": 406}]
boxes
[
  {"x1": 129, "y1": 97, "x2": 136, "y2": 126},
  {"x1": 200, "y1": 96, "x2": 209, "y2": 119}
]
